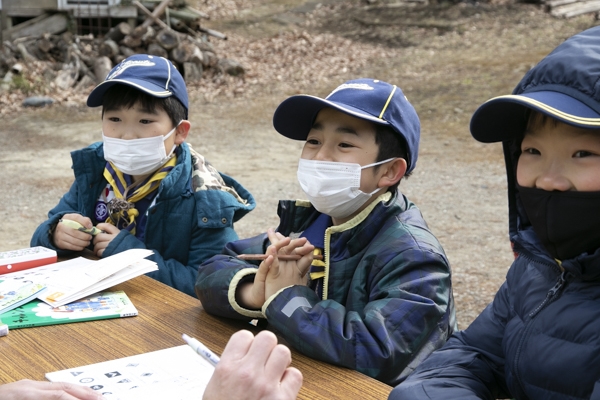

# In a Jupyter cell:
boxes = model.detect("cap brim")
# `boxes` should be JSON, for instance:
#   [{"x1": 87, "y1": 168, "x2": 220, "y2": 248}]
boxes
[
  {"x1": 87, "y1": 79, "x2": 172, "y2": 107},
  {"x1": 273, "y1": 95, "x2": 390, "y2": 140},
  {"x1": 470, "y1": 91, "x2": 600, "y2": 143}
]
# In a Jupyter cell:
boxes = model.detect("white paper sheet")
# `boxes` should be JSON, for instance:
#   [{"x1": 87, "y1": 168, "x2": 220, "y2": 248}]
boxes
[{"x1": 46, "y1": 345, "x2": 216, "y2": 400}]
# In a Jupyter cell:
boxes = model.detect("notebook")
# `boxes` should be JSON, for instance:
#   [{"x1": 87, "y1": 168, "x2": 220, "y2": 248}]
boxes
[
  {"x1": 0, "y1": 290, "x2": 137, "y2": 329},
  {"x1": 1, "y1": 249, "x2": 157, "y2": 308},
  {"x1": 46, "y1": 344, "x2": 216, "y2": 400},
  {"x1": 0, "y1": 246, "x2": 57, "y2": 275}
]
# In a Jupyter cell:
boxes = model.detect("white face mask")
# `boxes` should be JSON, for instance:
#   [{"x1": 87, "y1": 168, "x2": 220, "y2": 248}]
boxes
[
  {"x1": 297, "y1": 158, "x2": 395, "y2": 219},
  {"x1": 102, "y1": 123, "x2": 179, "y2": 176}
]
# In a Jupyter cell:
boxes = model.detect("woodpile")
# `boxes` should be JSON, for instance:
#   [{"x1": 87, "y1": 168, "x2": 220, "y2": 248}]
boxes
[
  {"x1": 543, "y1": 0, "x2": 600, "y2": 18},
  {"x1": 0, "y1": 0, "x2": 243, "y2": 102}
]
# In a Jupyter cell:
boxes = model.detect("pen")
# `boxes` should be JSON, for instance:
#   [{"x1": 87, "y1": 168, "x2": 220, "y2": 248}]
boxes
[
  {"x1": 237, "y1": 253, "x2": 324, "y2": 261},
  {"x1": 60, "y1": 218, "x2": 105, "y2": 236},
  {"x1": 182, "y1": 333, "x2": 220, "y2": 366}
]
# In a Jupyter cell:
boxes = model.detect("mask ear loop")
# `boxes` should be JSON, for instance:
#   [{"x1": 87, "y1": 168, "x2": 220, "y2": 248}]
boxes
[{"x1": 164, "y1": 120, "x2": 183, "y2": 158}]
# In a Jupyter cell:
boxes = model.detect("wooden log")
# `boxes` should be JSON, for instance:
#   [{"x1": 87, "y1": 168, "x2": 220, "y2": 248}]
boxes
[
  {"x1": 119, "y1": 46, "x2": 137, "y2": 58},
  {"x1": 16, "y1": 42, "x2": 37, "y2": 62},
  {"x1": 3, "y1": 13, "x2": 68, "y2": 41},
  {"x1": 147, "y1": 43, "x2": 169, "y2": 58},
  {"x1": 141, "y1": 26, "x2": 156, "y2": 44},
  {"x1": 122, "y1": 35, "x2": 143, "y2": 48},
  {"x1": 551, "y1": 0, "x2": 600, "y2": 17},
  {"x1": 70, "y1": 43, "x2": 93, "y2": 67},
  {"x1": 155, "y1": 28, "x2": 180, "y2": 50},
  {"x1": 545, "y1": 0, "x2": 577, "y2": 7},
  {"x1": 55, "y1": 66, "x2": 78, "y2": 90},
  {"x1": 183, "y1": 62, "x2": 202, "y2": 82},
  {"x1": 189, "y1": 45, "x2": 203, "y2": 65},
  {"x1": 105, "y1": 22, "x2": 133, "y2": 42},
  {"x1": 130, "y1": 25, "x2": 148, "y2": 39},
  {"x1": 197, "y1": 27, "x2": 227, "y2": 40},
  {"x1": 202, "y1": 50, "x2": 218, "y2": 68},
  {"x1": 133, "y1": 0, "x2": 171, "y2": 30},
  {"x1": 93, "y1": 56, "x2": 112, "y2": 83},
  {"x1": 170, "y1": 41, "x2": 194, "y2": 64},
  {"x1": 98, "y1": 39, "x2": 120, "y2": 58},
  {"x1": 74, "y1": 74, "x2": 96, "y2": 92},
  {"x1": 218, "y1": 58, "x2": 245, "y2": 76},
  {"x1": 181, "y1": 6, "x2": 210, "y2": 19},
  {"x1": 37, "y1": 36, "x2": 54, "y2": 54},
  {"x1": 167, "y1": 7, "x2": 207, "y2": 22}
]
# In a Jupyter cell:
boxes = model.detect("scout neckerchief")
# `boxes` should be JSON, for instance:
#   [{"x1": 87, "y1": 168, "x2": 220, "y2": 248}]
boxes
[
  {"x1": 103, "y1": 156, "x2": 177, "y2": 235},
  {"x1": 300, "y1": 213, "x2": 332, "y2": 298}
]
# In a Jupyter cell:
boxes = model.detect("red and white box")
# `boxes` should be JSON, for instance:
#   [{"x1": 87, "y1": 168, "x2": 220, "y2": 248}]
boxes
[{"x1": 0, "y1": 246, "x2": 57, "y2": 275}]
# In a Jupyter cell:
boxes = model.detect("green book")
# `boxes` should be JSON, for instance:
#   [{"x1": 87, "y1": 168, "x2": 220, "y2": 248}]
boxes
[{"x1": 0, "y1": 290, "x2": 138, "y2": 329}]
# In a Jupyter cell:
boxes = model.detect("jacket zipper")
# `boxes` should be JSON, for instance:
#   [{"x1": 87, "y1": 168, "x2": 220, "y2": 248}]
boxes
[
  {"x1": 513, "y1": 269, "x2": 567, "y2": 395},
  {"x1": 322, "y1": 227, "x2": 331, "y2": 300}
]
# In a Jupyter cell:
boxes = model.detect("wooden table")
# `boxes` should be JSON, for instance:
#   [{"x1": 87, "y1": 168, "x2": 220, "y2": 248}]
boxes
[{"x1": 0, "y1": 275, "x2": 392, "y2": 399}]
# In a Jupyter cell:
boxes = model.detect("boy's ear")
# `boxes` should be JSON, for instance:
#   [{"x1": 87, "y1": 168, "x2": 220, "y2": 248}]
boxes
[
  {"x1": 377, "y1": 158, "x2": 407, "y2": 188},
  {"x1": 174, "y1": 120, "x2": 191, "y2": 144}
]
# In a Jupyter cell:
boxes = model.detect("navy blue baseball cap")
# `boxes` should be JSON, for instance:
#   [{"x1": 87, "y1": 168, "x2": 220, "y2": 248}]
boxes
[
  {"x1": 87, "y1": 54, "x2": 189, "y2": 117},
  {"x1": 273, "y1": 78, "x2": 421, "y2": 173},
  {"x1": 470, "y1": 26, "x2": 600, "y2": 143}
]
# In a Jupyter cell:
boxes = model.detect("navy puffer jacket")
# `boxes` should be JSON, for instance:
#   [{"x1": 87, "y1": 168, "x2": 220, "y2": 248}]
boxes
[{"x1": 390, "y1": 25, "x2": 600, "y2": 400}]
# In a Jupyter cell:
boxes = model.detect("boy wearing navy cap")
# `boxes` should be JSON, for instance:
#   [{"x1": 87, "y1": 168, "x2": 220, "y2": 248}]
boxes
[
  {"x1": 391, "y1": 26, "x2": 600, "y2": 400},
  {"x1": 196, "y1": 78, "x2": 456, "y2": 386},
  {"x1": 31, "y1": 54, "x2": 255, "y2": 297}
]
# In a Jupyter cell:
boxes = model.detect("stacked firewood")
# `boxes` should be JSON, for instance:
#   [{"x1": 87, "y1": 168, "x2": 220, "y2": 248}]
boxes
[
  {"x1": 542, "y1": 0, "x2": 600, "y2": 17},
  {"x1": 0, "y1": 0, "x2": 244, "y2": 99}
]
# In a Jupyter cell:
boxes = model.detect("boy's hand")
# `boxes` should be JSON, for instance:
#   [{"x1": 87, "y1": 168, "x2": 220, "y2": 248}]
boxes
[
  {"x1": 53, "y1": 213, "x2": 94, "y2": 251},
  {"x1": 237, "y1": 228, "x2": 314, "y2": 309},
  {"x1": 262, "y1": 228, "x2": 313, "y2": 300},
  {"x1": 92, "y1": 223, "x2": 121, "y2": 258}
]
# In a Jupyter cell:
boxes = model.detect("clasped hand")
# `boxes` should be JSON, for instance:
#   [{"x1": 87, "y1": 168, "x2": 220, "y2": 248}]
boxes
[{"x1": 239, "y1": 228, "x2": 314, "y2": 309}]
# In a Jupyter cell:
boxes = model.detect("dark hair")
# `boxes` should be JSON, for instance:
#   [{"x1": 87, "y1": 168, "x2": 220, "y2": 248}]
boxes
[
  {"x1": 373, "y1": 124, "x2": 410, "y2": 192},
  {"x1": 101, "y1": 84, "x2": 187, "y2": 127}
]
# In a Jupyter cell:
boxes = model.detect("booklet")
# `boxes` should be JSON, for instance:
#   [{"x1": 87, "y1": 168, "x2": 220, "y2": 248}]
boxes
[
  {"x1": 0, "y1": 277, "x2": 46, "y2": 315},
  {"x1": 1, "y1": 249, "x2": 157, "y2": 308},
  {"x1": 46, "y1": 344, "x2": 216, "y2": 400},
  {"x1": 0, "y1": 290, "x2": 138, "y2": 329},
  {"x1": 0, "y1": 246, "x2": 57, "y2": 275}
]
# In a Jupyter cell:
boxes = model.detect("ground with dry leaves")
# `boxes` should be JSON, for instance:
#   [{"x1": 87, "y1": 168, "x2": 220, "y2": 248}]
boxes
[{"x1": 0, "y1": 0, "x2": 598, "y2": 329}]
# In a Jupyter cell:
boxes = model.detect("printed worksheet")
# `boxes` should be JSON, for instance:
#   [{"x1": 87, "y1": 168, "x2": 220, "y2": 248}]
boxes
[{"x1": 46, "y1": 345, "x2": 215, "y2": 400}]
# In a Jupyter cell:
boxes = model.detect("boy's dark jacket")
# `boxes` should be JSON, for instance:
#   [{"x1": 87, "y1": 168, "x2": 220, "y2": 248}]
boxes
[
  {"x1": 196, "y1": 191, "x2": 456, "y2": 386},
  {"x1": 389, "y1": 30, "x2": 600, "y2": 398},
  {"x1": 31, "y1": 142, "x2": 255, "y2": 297}
]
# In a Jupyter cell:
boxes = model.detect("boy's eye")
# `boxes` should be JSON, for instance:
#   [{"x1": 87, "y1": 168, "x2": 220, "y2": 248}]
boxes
[
  {"x1": 107, "y1": 117, "x2": 121, "y2": 122},
  {"x1": 139, "y1": 119, "x2": 153, "y2": 124},
  {"x1": 522, "y1": 147, "x2": 540, "y2": 155},
  {"x1": 339, "y1": 142, "x2": 354, "y2": 148},
  {"x1": 573, "y1": 150, "x2": 594, "y2": 158},
  {"x1": 306, "y1": 138, "x2": 320, "y2": 145}
]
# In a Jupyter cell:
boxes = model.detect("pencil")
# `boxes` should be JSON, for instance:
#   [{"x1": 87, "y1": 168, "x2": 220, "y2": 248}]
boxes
[{"x1": 237, "y1": 253, "x2": 323, "y2": 261}]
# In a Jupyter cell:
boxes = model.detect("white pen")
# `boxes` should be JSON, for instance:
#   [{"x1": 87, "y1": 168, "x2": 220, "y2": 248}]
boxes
[{"x1": 182, "y1": 333, "x2": 220, "y2": 366}]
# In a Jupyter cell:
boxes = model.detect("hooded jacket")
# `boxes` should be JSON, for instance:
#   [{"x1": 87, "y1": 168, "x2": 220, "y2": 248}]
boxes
[
  {"x1": 196, "y1": 191, "x2": 456, "y2": 386},
  {"x1": 390, "y1": 26, "x2": 600, "y2": 400},
  {"x1": 31, "y1": 142, "x2": 255, "y2": 297}
]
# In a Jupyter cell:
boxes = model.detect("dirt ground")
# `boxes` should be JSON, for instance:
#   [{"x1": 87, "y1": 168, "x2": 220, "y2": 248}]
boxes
[{"x1": 0, "y1": 0, "x2": 597, "y2": 329}]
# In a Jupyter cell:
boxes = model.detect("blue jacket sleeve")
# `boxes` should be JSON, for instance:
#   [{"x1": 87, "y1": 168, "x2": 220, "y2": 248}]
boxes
[
  {"x1": 195, "y1": 233, "x2": 268, "y2": 319},
  {"x1": 389, "y1": 281, "x2": 512, "y2": 399}
]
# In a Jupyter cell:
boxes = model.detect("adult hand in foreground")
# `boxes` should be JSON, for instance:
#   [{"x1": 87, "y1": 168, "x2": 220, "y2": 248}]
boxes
[
  {"x1": 203, "y1": 330, "x2": 303, "y2": 400},
  {"x1": 0, "y1": 379, "x2": 104, "y2": 400}
]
